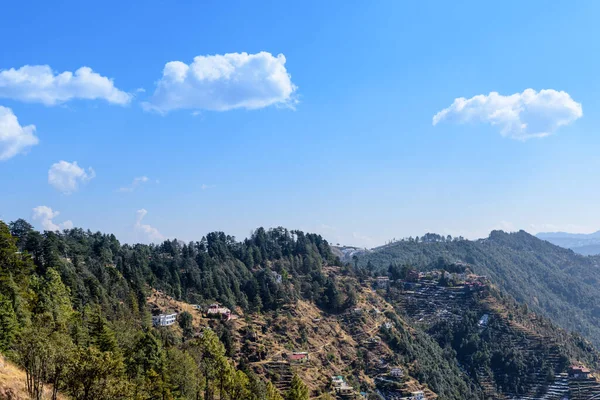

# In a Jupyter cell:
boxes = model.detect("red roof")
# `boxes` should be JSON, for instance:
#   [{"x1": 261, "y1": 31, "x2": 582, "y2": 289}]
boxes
[{"x1": 289, "y1": 354, "x2": 308, "y2": 360}]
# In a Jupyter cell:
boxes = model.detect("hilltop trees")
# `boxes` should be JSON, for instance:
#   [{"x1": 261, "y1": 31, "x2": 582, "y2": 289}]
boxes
[{"x1": 2, "y1": 220, "x2": 335, "y2": 399}]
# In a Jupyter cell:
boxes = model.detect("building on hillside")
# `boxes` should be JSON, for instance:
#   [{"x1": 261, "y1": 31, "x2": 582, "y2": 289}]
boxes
[
  {"x1": 569, "y1": 365, "x2": 591, "y2": 380},
  {"x1": 336, "y1": 385, "x2": 354, "y2": 397},
  {"x1": 406, "y1": 269, "x2": 419, "y2": 282},
  {"x1": 271, "y1": 270, "x2": 283, "y2": 284},
  {"x1": 451, "y1": 272, "x2": 467, "y2": 282},
  {"x1": 152, "y1": 313, "x2": 177, "y2": 327},
  {"x1": 409, "y1": 391, "x2": 425, "y2": 400},
  {"x1": 206, "y1": 303, "x2": 231, "y2": 320},
  {"x1": 331, "y1": 376, "x2": 345, "y2": 387},
  {"x1": 288, "y1": 352, "x2": 309, "y2": 363},
  {"x1": 478, "y1": 314, "x2": 489, "y2": 327},
  {"x1": 331, "y1": 376, "x2": 354, "y2": 396},
  {"x1": 377, "y1": 358, "x2": 389, "y2": 371},
  {"x1": 390, "y1": 367, "x2": 404, "y2": 378},
  {"x1": 376, "y1": 276, "x2": 390, "y2": 289},
  {"x1": 192, "y1": 304, "x2": 202, "y2": 310},
  {"x1": 351, "y1": 307, "x2": 363, "y2": 316}
]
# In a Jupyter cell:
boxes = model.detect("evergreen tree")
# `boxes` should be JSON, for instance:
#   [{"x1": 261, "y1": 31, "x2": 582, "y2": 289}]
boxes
[
  {"x1": 266, "y1": 381, "x2": 284, "y2": 400},
  {"x1": 0, "y1": 293, "x2": 18, "y2": 352},
  {"x1": 285, "y1": 374, "x2": 309, "y2": 400}
]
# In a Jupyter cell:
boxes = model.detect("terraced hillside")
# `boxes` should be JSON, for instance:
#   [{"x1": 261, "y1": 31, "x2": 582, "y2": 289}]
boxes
[
  {"x1": 379, "y1": 271, "x2": 600, "y2": 400},
  {"x1": 349, "y1": 231, "x2": 600, "y2": 349},
  {"x1": 147, "y1": 263, "x2": 600, "y2": 400}
]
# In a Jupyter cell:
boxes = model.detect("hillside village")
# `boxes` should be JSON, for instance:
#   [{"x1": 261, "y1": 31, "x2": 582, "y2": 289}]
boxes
[{"x1": 146, "y1": 264, "x2": 600, "y2": 400}]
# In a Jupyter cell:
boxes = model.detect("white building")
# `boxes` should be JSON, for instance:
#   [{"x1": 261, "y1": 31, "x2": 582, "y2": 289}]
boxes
[
  {"x1": 409, "y1": 391, "x2": 425, "y2": 400},
  {"x1": 331, "y1": 376, "x2": 345, "y2": 387},
  {"x1": 377, "y1": 276, "x2": 390, "y2": 289},
  {"x1": 152, "y1": 313, "x2": 177, "y2": 327},
  {"x1": 271, "y1": 270, "x2": 283, "y2": 284},
  {"x1": 390, "y1": 367, "x2": 404, "y2": 378},
  {"x1": 331, "y1": 376, "x2": 353, "y2": 395}
]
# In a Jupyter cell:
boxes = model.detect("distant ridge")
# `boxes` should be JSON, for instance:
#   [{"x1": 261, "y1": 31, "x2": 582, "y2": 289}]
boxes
[
  {"x1": 351, "y1": 230, "x2": 600, "y2": 348},
  {"x1": 537, "y1": 230, "x2": 600, "y2": 255}
]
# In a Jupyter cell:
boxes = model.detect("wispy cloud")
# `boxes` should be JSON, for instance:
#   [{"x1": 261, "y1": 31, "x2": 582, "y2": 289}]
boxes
[
  {"x1": 135, "y1": 209, "x2": 164, "y2": 243},
  {"x1": 48, "y1": 160, "x2": 95, "y2": 194},
  {"x1": 118, "y1": 176, "x2": 151, "y2": 192},
  {"x1": 143, "y1": 51, "x2": 297, "y2": 113},
  {"x1": 32, "y1": 206, "x2": 73, "y2": 231},
  {"x1": 201, "y1": 184, "x2": 215, "y2": 190},
  {"x1": 0, "y1": 65, "x2": 131, "y2": 106},
  {"x1": 433, "y1": 89, "x2": 582, "y2": 140}
]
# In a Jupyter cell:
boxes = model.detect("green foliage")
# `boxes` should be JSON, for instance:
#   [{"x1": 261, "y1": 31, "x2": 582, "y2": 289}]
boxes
[
  {"x1": 178, "y1": 311, "x2": 193, "y2": 337},
  {"x1": 285, "y1": 374, "x2": 309, "y2": 400},
  {"x1": 65, "y1": 346, "x2": 129, "y2": 400},
  {"x1": 3, "y1": 218, "x2": 600, "y2": 400},
  {"x1": 356, "y1": 230, "x2": 600, "y2": 347},
  {"x1": 266, "y1": 381, "x2": 284, "y2": 400},
  {"x1": 380, "y1": 318, "x2": 483, "y2": 400},
  {"x1": 0, "y1": 293, "x2": 18, "y2": 352}
]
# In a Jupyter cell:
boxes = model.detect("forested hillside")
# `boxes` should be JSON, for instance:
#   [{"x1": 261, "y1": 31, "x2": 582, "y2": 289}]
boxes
[
  {"x1": 2, "y1": 220, "x2": 600, "y2": 400},
  {"x1": 0, "y1": 219, "x2": 341, "y2": 400},
  {"x1": 350, "y1": 230, "x2": 600, "y2": 348}
]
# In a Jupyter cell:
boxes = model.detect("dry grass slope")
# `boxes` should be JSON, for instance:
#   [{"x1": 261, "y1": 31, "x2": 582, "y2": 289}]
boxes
[{"x1": 0, "y1": 355, "x2": 65, "y2": 400}]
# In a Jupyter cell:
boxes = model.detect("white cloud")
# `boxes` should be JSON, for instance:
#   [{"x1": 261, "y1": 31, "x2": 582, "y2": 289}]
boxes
[
  {"x1": 135, "y1": 209, "x2": 164, "y2": 243},
  {"x1": 32, "y1": 206, "x2": 73, "y2": 232},
  {"x1": 200, "y1": 184, "x2": 215, "y2": 190},
  {"x1": 48, "y1": 160, "x2": 95, "y2": 194},
  {"x1": 143, "y1": 51, "x2": 297, "y2": 113},
  {"x1": 0, "y1": 65, "x2": 131, "y2": 106},
  {"x1": 118, "y1": 176, "x2": 150, "y2": 192},
  {"x1": 0, "y1": 106, "x2": 39, "y2": 160},
  {"x1": 432, "y1": 89, "x2": 582, "y2": 140}
]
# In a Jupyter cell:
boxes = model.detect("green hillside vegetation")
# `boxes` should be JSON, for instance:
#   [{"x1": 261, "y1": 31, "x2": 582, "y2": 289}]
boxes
[
  {"x1": 351, "y1": 230, "x2": 600, "y2": 348},
  {"x1": 0, "y1": 219, "x2": 484, "y2": 400},
  {"x1": 2, "y1": 220, "x2": 600, "y2": 399},
  {"x1": 0, "y1": 220, "x2": 327, "y2": 400}
]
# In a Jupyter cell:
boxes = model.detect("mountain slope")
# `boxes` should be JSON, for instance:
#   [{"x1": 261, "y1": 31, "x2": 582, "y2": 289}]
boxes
[
  {"x1": 350, "y1": 230, "x2": 600, "y2": 348},
  {"x1": 3, "y1": 220, "x2": 600, "y2": 399}
]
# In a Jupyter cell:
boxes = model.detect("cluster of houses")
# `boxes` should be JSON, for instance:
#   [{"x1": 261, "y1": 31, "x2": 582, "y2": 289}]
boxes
[
  {"x1": 375, "y1": 270, "x2": 488, "y2": 291},
  {"x1": 152, "y1": 302, "x2": 234, "y2": 328},
  {"x1": 377, "y1": 390, "x2": 425, "y2": 400}
]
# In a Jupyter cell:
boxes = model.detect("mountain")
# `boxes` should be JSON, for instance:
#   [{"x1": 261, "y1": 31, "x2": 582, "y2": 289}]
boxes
[
  {"x1": 349, "y1": 230, "x2": 600, "y2": 349},
  {"x1": 2, "y1": 220, "x2": 600, "y2": 400},
  {"x1": 537, "y1": 230, "x2": 600, "y2": 255}
]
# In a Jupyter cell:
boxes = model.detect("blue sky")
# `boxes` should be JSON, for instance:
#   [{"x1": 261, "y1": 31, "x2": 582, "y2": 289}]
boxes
[{"x1": 1, "y1": 0, "x2": 600, "y2": 247}]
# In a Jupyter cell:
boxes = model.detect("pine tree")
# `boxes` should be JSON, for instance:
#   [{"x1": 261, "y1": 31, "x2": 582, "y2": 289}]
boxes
[
  {"x1": 285, "y1": 374, "x2": 309, "y2": 400},
  {"x1": 0, "y1": 293, "x2": 18, "y2": 352},
  {"x1": 266, "y1": 381, "x2": 284, "y2": 400}
]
